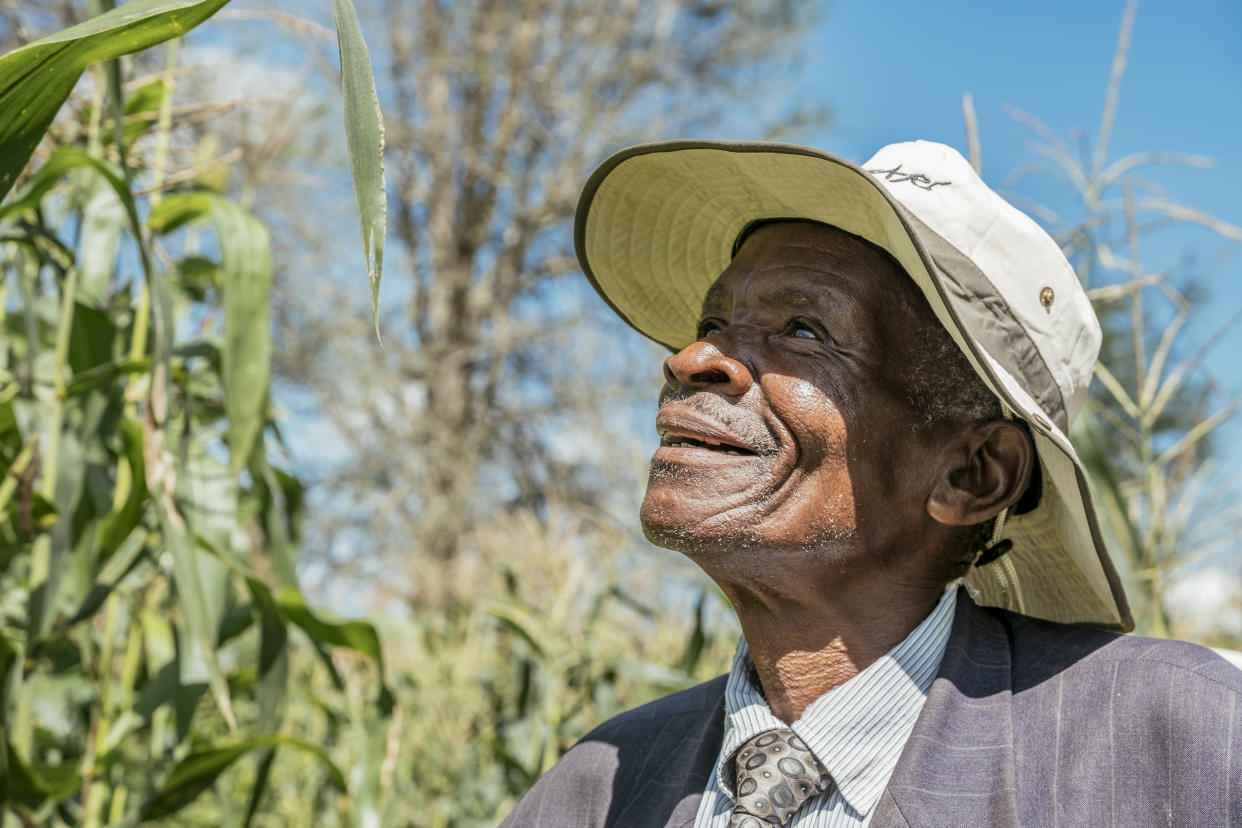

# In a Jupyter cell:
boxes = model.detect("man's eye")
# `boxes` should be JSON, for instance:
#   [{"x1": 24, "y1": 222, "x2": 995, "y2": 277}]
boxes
[
  {"x1": 789, "y1": 321, "x2": 819, "y2": 340},
  {"x1": 697, "y1": 320, "x2": 724, "y2": 338}
]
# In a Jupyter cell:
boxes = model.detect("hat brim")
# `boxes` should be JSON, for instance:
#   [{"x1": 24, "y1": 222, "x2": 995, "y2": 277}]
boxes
[{"x1": 575, "y1": 140, "x2": 1132, "y2": 631}]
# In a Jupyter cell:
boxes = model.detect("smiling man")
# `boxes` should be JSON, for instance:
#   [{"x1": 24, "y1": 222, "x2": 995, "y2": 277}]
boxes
[{"x1": 501, "y1": 141, "x2": 1242, "y2": 827}]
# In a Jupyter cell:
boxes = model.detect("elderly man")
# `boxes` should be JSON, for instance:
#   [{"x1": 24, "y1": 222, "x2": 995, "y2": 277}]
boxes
[{"x1": 502, "y1": 141, "x2": 1242, "y2": 827}]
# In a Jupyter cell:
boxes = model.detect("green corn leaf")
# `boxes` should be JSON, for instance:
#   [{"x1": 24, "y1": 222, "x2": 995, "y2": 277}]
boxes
[
  {"x1": 177, "y1": 255, "x2": 222, "y2": 301},
  {"x1": 66, "y1": 301, "x2": 117, "y2": 375},
  {"x1": 243, "y1": 746, "x2": 278, "y2": 828},
  {"x1": 84, "y1": 77, "x2": 170, "y2": 145},
  {"x1": 0, "y1": 147, "x2": 138, "y2": 233},
  {"x1": 0, "y1": 629, "x2": 16, "y2": 723},
  {"x1": 0, "y1": 739, "x2": 50, "y2": 813},
  {"x1": 150, "y1": 192, "x2": 272, "y2": 474},
  {"x1": 0, "y1": 383, "x2": 18, "y2": 437},
  {"x1": 256, "y1": 580, "x2": 393, "y2": 712},
  {"x1": 0, "y1": 149, "x2": 154, "y2": 343},
  {"x1": 273, "y1": 583, "x2": 385, "y2": 664},
  {"x1": 0, "y1": 154, "x2": 79, "y2": 223},
  {"x1": 250, "y1": 454, "x2": 299, "y2": 589},
  {"x1": 676, "y1": 590, "x2": 708, "y2": 676},
  {"x1": 59, "y1": 530, "x2": 147, "y2": 629},
  {"x1": 242, "y1": 582, "x2": 287, "y2": 828},
  {"x1": 62, "y1": 356, "x2": 151, "y2": 397},
  {"x1": 485, "y1": 600, "x2": 550, "y2": 658},
  {"x1": 247, "y1": 578, "x2": 288, "y2": 729},
  {"x1": 139, "y1": 734, "x2": 346, "y2": 820},
  {"x1": 0, "y1": 0, "x2": 230, "y2": 202},
  {"x1": 145, "y1": 190, "x2": 212, "y2": 233},
  {"x1": 149, "y1": 478, "x2": 235, "y2": 732},
  {"x1": 333, "y1": 0, "x2": 386, "y2": 339},
  {"x1": 134, "y1": 629, "x2": 178, "y2": 721},
  {"x1": 96, "y1": 419, "x2": 147, "y2": 559},
  {"x1": 215, "y1": 198, "x2": 272, "y2": 474},
  {"x1": 76, "y1": 172, "x2": 128, "y2": 305},
  {"x1": 0, "y1": 439, "x2": 36, "y2": 518}
]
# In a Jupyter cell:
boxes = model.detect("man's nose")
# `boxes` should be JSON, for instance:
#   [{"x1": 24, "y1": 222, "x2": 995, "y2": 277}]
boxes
[{"x1": 663, "y1": 338, "x2": 754, "y2": 396}]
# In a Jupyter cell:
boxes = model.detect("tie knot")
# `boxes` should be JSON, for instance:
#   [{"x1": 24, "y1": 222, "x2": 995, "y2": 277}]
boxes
[{"x1": 729, "y1": 727, "x2": 831, "y2": 827}]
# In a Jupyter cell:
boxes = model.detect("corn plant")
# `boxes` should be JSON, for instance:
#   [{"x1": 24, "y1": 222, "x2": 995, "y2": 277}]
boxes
[
  {"x1": 988, "y1": 0, "x2": 1242, "y2": 636},
  {"x1": 0, "y1": 0, "x2": 389, "y2": 823},
  {"x1": 272, "y1": 505, "x2": 736, "y2": 827}
]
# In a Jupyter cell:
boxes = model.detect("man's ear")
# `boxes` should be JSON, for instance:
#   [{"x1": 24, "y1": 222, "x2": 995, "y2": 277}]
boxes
[{"x1": 926, "y1": 420, "x2": 1034, "y2": 527}]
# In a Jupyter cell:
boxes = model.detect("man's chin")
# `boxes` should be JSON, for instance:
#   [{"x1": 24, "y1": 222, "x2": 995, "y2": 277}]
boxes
[
  {"x1": 638, "y1": 453, "x2": 780, "y2": 548},
  {"x1": 639, "y1": 515, "x2": 701, "y2": 554},
  {"x1": 639, "y1": 489, "x2": 749, "y2": 554}
]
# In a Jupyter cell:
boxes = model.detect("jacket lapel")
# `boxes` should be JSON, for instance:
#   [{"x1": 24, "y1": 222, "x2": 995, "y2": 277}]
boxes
[
  {"x1": 609, "y1": 684, "x2": 726, "y2": 828},
  {"x1": 870, "y1": 590, "x2": 1020, "y2": 827}
]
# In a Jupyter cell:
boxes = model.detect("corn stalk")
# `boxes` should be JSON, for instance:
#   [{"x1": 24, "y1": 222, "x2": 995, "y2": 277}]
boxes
[
  {"x1": 979, "y1": 0, "x2": 1242, "y2": 636},
  {"x1": 0, "y1": 1, "x2": 389, "y2": 823}
]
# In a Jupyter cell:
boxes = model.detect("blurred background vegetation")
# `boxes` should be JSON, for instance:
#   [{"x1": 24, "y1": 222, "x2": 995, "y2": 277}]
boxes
[{"x1": 0, "y1": 0, "x2": 1238, "y2": 825}]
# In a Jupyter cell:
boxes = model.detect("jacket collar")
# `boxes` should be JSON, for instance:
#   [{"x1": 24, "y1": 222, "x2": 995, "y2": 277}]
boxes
[{"x1": 870, "y1": 588, "x2": 1020, "y2": 827}]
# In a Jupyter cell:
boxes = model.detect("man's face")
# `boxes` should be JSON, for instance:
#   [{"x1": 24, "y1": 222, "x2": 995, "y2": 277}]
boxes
[{"x1": 640, "y1": 221, "x2": 954, "y2": 578}]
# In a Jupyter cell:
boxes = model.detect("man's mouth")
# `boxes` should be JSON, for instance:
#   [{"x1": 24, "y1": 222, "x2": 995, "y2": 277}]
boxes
[
  {"x1": 654, "y1": 405, "x2": 768, "y2": 460},
  {"x1": 659, "y1": 433, "x2": 755, "y2": 456}
]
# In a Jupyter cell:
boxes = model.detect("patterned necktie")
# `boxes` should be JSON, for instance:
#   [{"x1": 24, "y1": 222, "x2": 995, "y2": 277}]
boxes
[{"x1": 729, "y1": 728, "x2": 832, "y2": 827}]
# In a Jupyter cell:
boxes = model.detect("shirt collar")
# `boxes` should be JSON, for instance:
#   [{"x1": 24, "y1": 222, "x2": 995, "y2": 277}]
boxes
[{"x1": 716, "y1": 584, "x2": 958, "y2": 818}]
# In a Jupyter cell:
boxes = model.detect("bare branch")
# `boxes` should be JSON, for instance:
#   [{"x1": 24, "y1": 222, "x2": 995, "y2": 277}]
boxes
[
  {"x1": 1156, "y1": 397, "x2": 1242, "y2": 468},
  {"x1": 1094, "y1": 0, "x2": 1137, "y2": 174},
  {"x1": 1086, "y1": 274, "x2": 1163, "y2": 303},
  {"x1": 961, "y1": 92, "x2": 981, "y2": 174}
]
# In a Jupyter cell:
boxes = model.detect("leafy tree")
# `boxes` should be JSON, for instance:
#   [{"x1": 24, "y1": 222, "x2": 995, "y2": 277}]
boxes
[{"x1": 274, "y1": 0, "x2": 816, "y2": 608}]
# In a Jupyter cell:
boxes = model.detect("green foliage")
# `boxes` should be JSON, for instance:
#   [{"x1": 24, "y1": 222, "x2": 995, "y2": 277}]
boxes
[
  {"x1": 0, "y1": 1, "x2": 390, "y2": 824},
  {"x1": 141, "y1": 734, "x2": 347, "y2": 820},
  {"x1": 150, "y1": 192, "x2": 274, "y2": 473},
  {"x1": 0, "y1": 0, "x2": 230, "y2": 200},
  {"x1": 177, "y1": 511, "x2": 736, "y2": 826},
  {"x1": 333, "y1": 0, "x2": 386, "y2": 338}
]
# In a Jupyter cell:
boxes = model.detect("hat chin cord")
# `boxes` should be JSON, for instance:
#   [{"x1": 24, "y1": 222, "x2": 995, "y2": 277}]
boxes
[{"x1": 968, "y1": 402, "x2": 1027, "y2": 615}]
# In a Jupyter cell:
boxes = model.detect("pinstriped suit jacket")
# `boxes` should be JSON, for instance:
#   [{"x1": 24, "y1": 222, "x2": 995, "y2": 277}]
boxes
[{"x1": 501, "y1": 590, "x2": 1242, "y2": 827}]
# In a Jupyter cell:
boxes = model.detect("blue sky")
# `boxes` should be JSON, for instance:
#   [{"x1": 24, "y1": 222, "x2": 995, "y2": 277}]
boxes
[{"x1": 798, "y1": 0, "x2": 1240, "y2": 198}]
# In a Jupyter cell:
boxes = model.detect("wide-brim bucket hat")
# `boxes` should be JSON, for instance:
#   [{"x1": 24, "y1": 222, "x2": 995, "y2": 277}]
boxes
[{"x1": 575, "y1": 139, "x2": 1132, "y2": 631}]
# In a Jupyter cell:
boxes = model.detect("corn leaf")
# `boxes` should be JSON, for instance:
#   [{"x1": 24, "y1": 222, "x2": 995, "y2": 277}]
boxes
[
  {"x1": 0, "y1": 0, "x2": 230, "y2": 202},
  {"x1": 60, "y1": 530, "x2": 148, "y2": 629},
  {"x1": 243, "y1": 579, "x2": 287, "y2": 827},
  {"x1": 215, "y1": 199, "x2": 272, "y2": 474},
  {"x1": 333, "y1": 0, "x2": 386, "y2": 338},
  {"x1": 0, "y1": 740, "x2": 50, "y2": 812},
  {"x1": 150, "y1": 192, "x2": 272, "y2": 473},
  {"x1": 248, "y1": 578, "x2": 288, "y2": 728},
  {"x1": 76, "y1": 173, "x2": 128, "y2": 305},
  {"x1": 140, "y1": 734, "x2": 346, "y2": 820},
  {"x1": 243, "y1": 747, "x2": 278, "y2": 828},
  {"x1": 265, "y1": 581, "x2": 393, "y2": 712},
  {"x1": 485, "y1": 600, "x2": 550, "y2": 657},
  {"x1": 62, "y1": 356, "x2": 151, "y2": 397},
  {"x1": 1071, "y1": 405, "x2": 1143, "y2": 571},
  {"x1": 0, "y1": 147, "x2": 139, "y2": 236}
]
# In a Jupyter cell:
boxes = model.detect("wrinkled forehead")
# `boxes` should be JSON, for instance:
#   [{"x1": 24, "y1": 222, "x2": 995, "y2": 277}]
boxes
[
  {"x1": 702, "y1": 219, "x2": 928, "y2": 321},
  {"x1": 701, "y1": 279, "x2": 824, "y2": 312}
]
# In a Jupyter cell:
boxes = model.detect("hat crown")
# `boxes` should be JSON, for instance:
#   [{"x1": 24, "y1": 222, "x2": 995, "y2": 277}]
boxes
[{"x1": 862, "y1": 140, "x2": 1101, "y2": 429}]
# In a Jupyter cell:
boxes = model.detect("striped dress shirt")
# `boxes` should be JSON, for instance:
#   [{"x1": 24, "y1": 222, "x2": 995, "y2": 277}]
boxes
[{"x1": 692, "y1": 585, "x2": 958, "y2": 828}]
